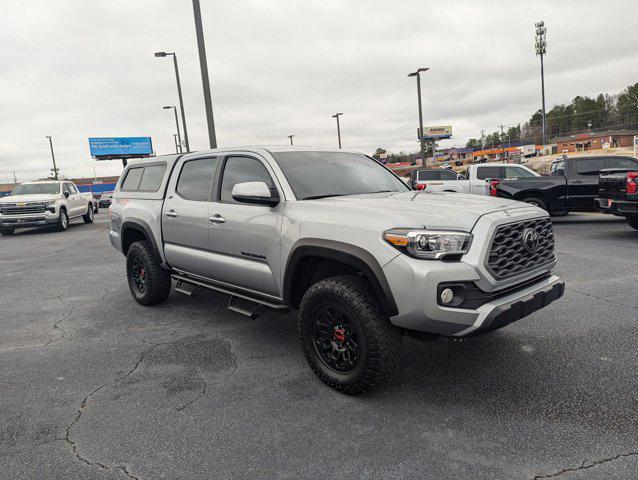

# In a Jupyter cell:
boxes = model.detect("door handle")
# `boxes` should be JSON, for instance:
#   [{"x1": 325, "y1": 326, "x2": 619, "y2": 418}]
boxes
[
  {"x1": 209, "y1": 214, "x2": 226, "y2": 224},
  {"x1": 571, "y1": 180, "x2": 583, "y2": 184},
  {"x1": 165, "y1": 210, "x2": 178, "y2": 218}
]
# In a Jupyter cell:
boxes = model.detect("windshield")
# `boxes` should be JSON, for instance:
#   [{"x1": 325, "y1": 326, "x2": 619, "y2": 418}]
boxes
[
  {"x1": 271, "y1": 151, "x2": 409, "y2": 200},
  {"x1": 11, "y1": 183, "x2": 60, "y2": 195}
]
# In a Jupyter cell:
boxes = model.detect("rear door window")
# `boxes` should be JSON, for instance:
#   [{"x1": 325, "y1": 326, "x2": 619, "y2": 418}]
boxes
[
  {"x1": 176, "y1": 158, "x2": 217, "y2": 201},
  {"x1": 574, "y1": 158, "x2": 606, "y2": 176},
  {"x1": 605, "y1": 157, "x2": 638, "y2": 169},
  {"x1": 504, "y1": 166, "x2": 535, "y2": 178},
  {"x1": 440, "y1": 170, "x2": 458, "y2": 180},
  {"x1": 121, "y1": 167, "x2": 144, "y2": 191},
  {"x1": 476, "y1": 166, "x2": 501, "y2": 180},
  {"x1": 417, "y1": 171, "x2": 441, "y2": 181}
]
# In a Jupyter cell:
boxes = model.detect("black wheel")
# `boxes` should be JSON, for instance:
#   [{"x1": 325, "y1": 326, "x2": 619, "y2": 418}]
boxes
[
  {"x1": 522, "y1": 197, "x2": 548, "y2": 212},
  {"x1": 82, "y1": 204, "x2": 94, "y2": 224},
  {"x1": 627, "y1": 216, "x2": 638, "y2": 231},
  {"x1": 126, "y1": 241, "x2": 171, "y2": 306},
  {"x1": 0, "y1": 228, "x2": 14, "y2": 236},
  {"x1": 56, "y1": 208, "x2": 69, "y2": 231},
  {"x1": 298, "y1": 275, "x2": 402, "y2": 395}
]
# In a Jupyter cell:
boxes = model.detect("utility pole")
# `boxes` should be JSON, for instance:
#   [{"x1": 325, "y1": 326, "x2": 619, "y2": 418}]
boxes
[
  {"x1": 332, "y1": 113, "x2": 343, "y2": 148},
  {"x1": 535, "y1": 21, "x2": 547, "y2": 146},
  {"x1": 499, "y1": 124, "x2": 506, "y2": 160},
  {"x1": 192, "y1": 0, "x2": 218, "y2": 149},
  {"x1": 287, "y1": 135, "x2": 294, "y2": 146},
  {"x1": 173, "y1": 133, "x2": 180, "y2": 153},
  {"x1": 407, "y1": 67, "x2": 430, "y2": 167},
  {"x1": 13, "y1": 172, "x2": 17, "y2": 184},
  {"x1": 45, "y1": 136, "x2": 59, "y2": 180}
]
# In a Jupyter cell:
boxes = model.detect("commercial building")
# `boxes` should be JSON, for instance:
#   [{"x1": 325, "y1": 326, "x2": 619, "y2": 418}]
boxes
[{"x1": 556, "y1": 130, "x2": 638, "y2": 153}]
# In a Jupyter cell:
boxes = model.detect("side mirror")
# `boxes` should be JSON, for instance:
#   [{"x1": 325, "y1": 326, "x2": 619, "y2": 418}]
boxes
[
  {"x1": 457, "y1": 174, "x2": 464, "y2": 180},
  {"x1": 63, "y1": 191, "x2": 70, "y2": 198},
  {"x1": 231, "y1": 181, "x2": 279, "y2": 206}
]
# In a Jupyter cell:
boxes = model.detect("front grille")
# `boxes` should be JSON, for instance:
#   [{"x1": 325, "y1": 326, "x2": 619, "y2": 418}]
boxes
[
  {"x1": 1, "y1": 204, "x2": 46, "y2": 215},
  {"x1": 487, "y1": 217, "x2": 555, "y2": 279}
]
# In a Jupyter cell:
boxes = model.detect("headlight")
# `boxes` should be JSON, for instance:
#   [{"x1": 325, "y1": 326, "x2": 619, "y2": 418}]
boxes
[
  {"x1": 44, "y1": 200, "x2": 56, "y2": 206},
  {"x1": 383, "y1": 228, "x2": 472, "y2": 259}
]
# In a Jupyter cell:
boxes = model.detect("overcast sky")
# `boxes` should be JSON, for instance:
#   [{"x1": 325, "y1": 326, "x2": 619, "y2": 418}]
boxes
[{"x1": 1, "y1": 0, "x2": 637, "y2": 182}]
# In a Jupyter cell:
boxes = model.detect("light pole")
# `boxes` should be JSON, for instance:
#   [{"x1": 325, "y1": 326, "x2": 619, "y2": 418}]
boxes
[
  {"x1": 155, "y1": 52, "x2": 190, "y2": 152},
  {"x1": 163, "y1": 105, "x2": 182, "y2": 152},
  {"x1": 332, "y1": 113, "x2": 343, "y2": 148},
  {"x1": 408, "y1": 67, "x2": 430, "y2": 167},
  {"x1": 535, "y1": 21, "x2": 547, "y2": 146},
  {"x1": 45, "y1": 136, "x2": 59, "y2": 180},
  {"x1": 287, "y1": 135, "x2": 294, "y2": 145},
  {"x1": 192, "y1": 0, "x2": 217, "y2": 149},
  {"x1": 173, "y1": 134, "x2": 180, "y2": 153}
]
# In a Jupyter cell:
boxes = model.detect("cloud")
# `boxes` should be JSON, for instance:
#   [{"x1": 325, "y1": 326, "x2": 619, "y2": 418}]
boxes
[{"x1": 0, "y1": 0, "x2": 636, "y2": 182}]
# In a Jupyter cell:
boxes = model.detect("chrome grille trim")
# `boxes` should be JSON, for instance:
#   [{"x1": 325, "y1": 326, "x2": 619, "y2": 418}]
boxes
[{"x1": 0, "y1": 204, "x2": 47, "y2": 215}]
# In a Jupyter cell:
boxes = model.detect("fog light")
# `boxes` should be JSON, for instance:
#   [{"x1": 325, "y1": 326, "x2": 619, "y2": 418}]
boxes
[{"x1": 440, "y1": 288, "x2": 454, "y2": 304}]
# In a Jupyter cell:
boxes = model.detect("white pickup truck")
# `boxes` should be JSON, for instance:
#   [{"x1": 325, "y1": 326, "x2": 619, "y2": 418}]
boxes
[
  {"x1": 0, "y1": 180, "x2": 96, "y2": 235},
  {"x1": 410, "y1": 163, "x2": 539, "y2": 195}
]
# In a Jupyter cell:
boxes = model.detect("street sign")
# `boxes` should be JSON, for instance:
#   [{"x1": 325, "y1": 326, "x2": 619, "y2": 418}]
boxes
[
  {"x1": 88, "y1": 137, "x2": 153, "y2": 160},
  {"x1": 422, "y1": 125, "x2": 452, "y2": 140}
]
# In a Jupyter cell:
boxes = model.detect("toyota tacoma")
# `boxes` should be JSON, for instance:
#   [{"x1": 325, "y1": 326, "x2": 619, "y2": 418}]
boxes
[{"x1": 108, "y1": 147, "x2": 564, "y2": 394}]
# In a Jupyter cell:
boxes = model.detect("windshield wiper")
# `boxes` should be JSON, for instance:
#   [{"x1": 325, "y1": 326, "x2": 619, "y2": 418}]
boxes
[{"x1": 302, "y1": 193, "x2": 346, "y2": 200}]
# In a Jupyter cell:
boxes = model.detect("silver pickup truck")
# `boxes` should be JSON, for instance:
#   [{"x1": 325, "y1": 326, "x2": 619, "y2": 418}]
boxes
[
  {"x1": 0, "y1": 180, "x2": 96, "y2": 235},
  {"x1": 109, "y1": 147, "x2": 564, "y2": 394}
]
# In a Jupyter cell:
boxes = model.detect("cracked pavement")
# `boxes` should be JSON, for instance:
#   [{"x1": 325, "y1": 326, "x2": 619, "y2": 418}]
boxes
[{"x1": 0, "y1": 213, "x2": 636, "y2": 479}]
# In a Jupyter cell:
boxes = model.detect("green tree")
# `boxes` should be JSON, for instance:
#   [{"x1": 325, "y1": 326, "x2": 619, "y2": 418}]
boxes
[{"x1": 617, "y1": 82, "x2": 638, "y2": 127}]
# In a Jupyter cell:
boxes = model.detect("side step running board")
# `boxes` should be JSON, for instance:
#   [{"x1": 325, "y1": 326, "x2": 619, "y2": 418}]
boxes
[
  {"x1": 174, "y1": 280, "x2": 199, "y2": 297},
  {"x1": 171, "y1": 273, "x2": 290, "y2": 319},
  {"x1": 228, "y1": 295, "x2": 262, "y2": 319}
]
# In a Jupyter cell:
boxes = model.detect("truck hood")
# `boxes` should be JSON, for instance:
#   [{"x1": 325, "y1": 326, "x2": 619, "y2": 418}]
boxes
[
  {"x1": 309, "y1": 191, "x2": 533, "y2": 231},
  {"x1": 0, "y1": 194, "x2": 60, "y2": 203}
]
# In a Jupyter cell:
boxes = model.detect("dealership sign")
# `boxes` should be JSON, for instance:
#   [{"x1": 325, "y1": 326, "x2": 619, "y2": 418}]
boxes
[
  {"x1": 88, "y1": 137, "x2": 153, "y2": 160},
  {"x1": 422, "y1": 125, "x2": 452, "y2": 140}
]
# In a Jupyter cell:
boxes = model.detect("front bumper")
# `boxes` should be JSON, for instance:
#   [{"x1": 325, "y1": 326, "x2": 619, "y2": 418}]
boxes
[
  {"x1": 0, "y1": 213, "x2": 58, "y2": 229},
  {"x1": 383, "y1": 252, "x2": 564, "y2": 336},
  {"x1": 382, "y1": 208, "x2": 563, "y2": 337}
]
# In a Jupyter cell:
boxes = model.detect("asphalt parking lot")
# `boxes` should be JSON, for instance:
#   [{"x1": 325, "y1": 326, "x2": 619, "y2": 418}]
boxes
[{"x1": 1, "y1": 213, "x2": 636, "y2": 479}]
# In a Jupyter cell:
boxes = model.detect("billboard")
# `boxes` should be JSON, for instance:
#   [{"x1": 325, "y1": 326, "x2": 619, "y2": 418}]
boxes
[
  {"x1": 422, "y1": 125, "x2": 452, "y2": 140},
  {"x1": 88, "y1": 137, "x2": 153, "y2": 159}
]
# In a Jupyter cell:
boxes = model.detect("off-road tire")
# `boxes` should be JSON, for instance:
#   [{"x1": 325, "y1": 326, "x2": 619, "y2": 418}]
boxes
[
  {"x1": 0, "y1": 228, "x2": 14, "y2": 236},
  {"x1": 522, "y1": 197, "x2": 548, "y2": 212},
  {"x1": 82, "y1": 204, "x2": 94, "y2": 224},
  {"x1": 126, "y1": 240, "x2": 171, "y2": 306},
  {"x1": 298, "y1": 274, "x2": 402, "y2": 395},
  {"x1": 56, "y1": 208, "x2": 69, "y2": 232},
  {"x1": 627, "y1": 216, "x2": 638, "y2": 231}
]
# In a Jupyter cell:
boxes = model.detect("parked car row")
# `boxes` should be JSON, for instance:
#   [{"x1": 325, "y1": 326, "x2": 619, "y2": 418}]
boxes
[{"x1": 408, "y1": 163, "x2": 538, "y2": 195}]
